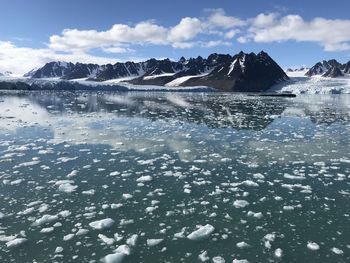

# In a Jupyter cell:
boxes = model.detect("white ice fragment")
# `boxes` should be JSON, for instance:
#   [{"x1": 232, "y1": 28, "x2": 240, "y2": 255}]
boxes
[
  {"x1": 58, "y1": 182, "x2": 78, "y2": 193},
  {"x1": 236, "y1": 241, "x2": 250, "y2": 248},
  {"x1": 82, "y1": 189, "x2": 95, "y2": 195},
  {"x1": 63, "y1": 234, "x2": 75, "y2": 241},
  {"x1": 212, "y1": 256, "x2": 225, "y2": 263},
  {"x1": 101, "y1": 253, "x2": 125, "y2": 263},
  {"x1": 111, "y1": 203, "x2": 123, "y2": 209},
  {"x1": 55, "y1": 246, "x2": 64, "y2": 253},
  {"x1": 67, "y1": 170, "x2": 78, "y2": 178},
  {"x1": 233, "y1": 200, "x2": 249, "y2": 208},
  {"x1": 89, "y1": 218, "x2": 115, "y2": 230},
  {"x1": 98, "y1": 234, "x2": 115, "y2": 245},
  {"x1": 274, "y1": 248, "x2": 283, "y2": 258},
  {"x1": 146, "y1": 238, "x2": 163, "y2": 247},
  {"x1": 136, "y1": 175, "x2": 153, "y2": 182},
  {"x1": 32, "y1": 214, "x2": 59, "y2": 226},
  {"x1": 122, "y1": 194, "x2": 133, "y2": 200},
  {"x1": 40, "y1": 227, "x2": 54, "y2": 234},
  {"x1": 198, "y1": 250, "x2": 209, "y2": 262},
  {"x1": 307, "y1": 241, "x2": 320, "y2": 250},
  {"x1": 331, "y1": 247, "x2": 343, "y2": 254},
  {"x1": 187, "y1": 224, "x2": 215, "y2": 241},
  {"x1": 0, "y1": 212, "x2": 5, "y2": 219},
  {"x1": 6, "y1": 238, "x2": 27, "y2": 248},
  {"x1": 126, "y1": 234, "x2": 138, "y2": 247},
  {"x1": 76, "y1": 229, "x2": 89, "y2": 236}
]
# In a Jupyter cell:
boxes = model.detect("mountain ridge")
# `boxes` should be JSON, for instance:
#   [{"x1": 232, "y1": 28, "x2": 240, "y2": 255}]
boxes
[
  {"x1": 25, "y1": 51, "x2": 289, "y2": 92},
  {"x1": 305, "y1": 59, "x2": 350, "y2": 78}
]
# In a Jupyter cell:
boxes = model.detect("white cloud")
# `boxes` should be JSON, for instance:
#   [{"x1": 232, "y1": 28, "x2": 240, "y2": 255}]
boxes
[
  {"x1": 49, "y1": 21, "x2": 168, "y2": 52},
  {"x1": 168, "y1": 17, "x2": 203, "y2": 43},
  {"x1": 246, "y1": 14, "x2": 350, "y2": 51},
  {"x1": 207, "y1": 8, "x2": 246, "y2": 29},
  {"x1": 225, "y1": 29, "x2": 239, "y2": 39},
  {"x1": 0, "y1": 41, "x2": 118, "y2": 74},
  {"x1": 49, "y1": 9, "x2": 243, "y2": 53}
]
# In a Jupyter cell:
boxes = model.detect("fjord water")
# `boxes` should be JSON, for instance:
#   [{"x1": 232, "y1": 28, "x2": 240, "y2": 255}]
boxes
[{"x1": 0, "y1": 91, "x2": 349, "y2": 263}]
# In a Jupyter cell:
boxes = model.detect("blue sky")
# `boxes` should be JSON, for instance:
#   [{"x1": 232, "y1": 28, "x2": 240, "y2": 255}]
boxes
[{"x1": 1, "y1": 0, "x2": 350, "y2": 73}]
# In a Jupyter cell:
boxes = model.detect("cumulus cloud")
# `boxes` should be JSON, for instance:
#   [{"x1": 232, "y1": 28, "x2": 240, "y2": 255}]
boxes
[
  {"x1": 207, "y1": 8, "x2": 246, "y2": 29},
  {"x1": 245, "y1": 14, "x2": 350, "y2": 51},
  {"x1": 49, "y1": 9, "x2": 243, "y2": 53},
  {"x1": 0, "y1": 41, "x2": 118, "y2": 74}
]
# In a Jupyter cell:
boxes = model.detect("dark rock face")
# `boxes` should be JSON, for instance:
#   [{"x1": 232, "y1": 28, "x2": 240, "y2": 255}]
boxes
[
  {"x1": 31, "y1": 62, "x2": 75, "y2": 78},
  {"x1": 180, "y1": 51, "x2": 288, "y2": 92},
  {"x1": 26, "y1": 51, "x2": 289, "y2": 92},
  {"x1": 305, "y1": 59, "x2": 350, "y2": 78},
  {"x1": 305, "y1": 60, "x2": 334, "y2": 76},
  {"x1": 322, "y1": 67, "x2": 344, "y2": 78},
  {"x1": 343, "y1": 61, "x2": 350, "y2": 74}
]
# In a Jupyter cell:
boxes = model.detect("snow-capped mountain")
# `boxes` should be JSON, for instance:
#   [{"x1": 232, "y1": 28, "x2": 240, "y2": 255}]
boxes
[
  {"x1": 305, "y1": 59, "x2": 349, "y2": 78},
  {"x1": 25, "y1": 51, "x2": 288, "y2": 92},
  {"x1": 0, "y1": 71, "x2": 13, "y2": 77}
]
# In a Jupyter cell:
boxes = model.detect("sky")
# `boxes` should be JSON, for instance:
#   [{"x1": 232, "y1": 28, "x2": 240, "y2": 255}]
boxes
[{"x1": 1, "y1": 0, "x2": 350, "y2": 74}]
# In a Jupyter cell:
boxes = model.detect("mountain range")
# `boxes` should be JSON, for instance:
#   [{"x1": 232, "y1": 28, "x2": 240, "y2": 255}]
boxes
[
  {"x1": 25, "y1": 51, "x2": 289, "y2": 92},
  {"x1": 305, "y1": 59, "x2": 350, "y2": 78}
]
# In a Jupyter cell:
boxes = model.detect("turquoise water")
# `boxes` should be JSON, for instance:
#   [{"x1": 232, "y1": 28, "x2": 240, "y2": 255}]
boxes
[{"x1": 0, "y1": 91, "x2": 349, "y2": 263}]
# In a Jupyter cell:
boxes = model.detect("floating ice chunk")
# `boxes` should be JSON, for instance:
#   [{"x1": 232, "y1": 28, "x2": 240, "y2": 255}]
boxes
[
  {"x1": 187, "y1": 224, "x2": 215, "y2": 241},
  {"x1": 57, "y1": 156, "x2": 78, "y2": 163},
  {"x1": 283, "y1": 174, "x2": 305, "y2": 180},
  {"x1": 247, "y1": 211, "x2": 263, "y2": 219},
  {"x1": 18, "y1": 207, "x2": 35, "y2": 216},
  {"x1": 55, "y1": 246, "x2": 64, "y2": 253},
  {"x1": 116, "y1": 245, "x2": 131, "y2": 255},
  {"x1": 263, "y1": 233, "x2": 276, "y2": 249},
  {"x1": 126, "y1": 234, "x2": 138, "y2": 247},
  {"x1": 136, "y1": 175, "x2": 153, "y2": 182},
  {"x1": 274, "y1": 248, "x2": 283, "y2": 258},
  {"x1": 198, "y1": 250, "x2": 209, "y2": 262},
  {"x1": 89, "y1": 218, "x2": 115, "y2": 230},
  {"x1": 331, "y1": 247, "x2": 343, "y2": 254},
  {"x1": 76, "y1": 229, "x2": 89, "y2": 236},
  {"x1": 32, "y1": 214, "x2": 59, "y2": 226},
  {"x1": 232, "y1": 259, "x2": 249, "y2": 263},
  {"x1": 283, "y1": 206, "x2": 294, "y2": 211},
  {"x1": 58, "y1": 210, "x2": 71, "y2": 218},
  {"x1": 233, "y1": 200, "x2": 249, "y2": 208},
  {"x1": 40, "y1": 227, "x2": 54, "y2": 234},
  {"x1": 98, "y1": 234, "x2": 115, "y2": 245},
  {"x1": 122, "y1": 194, "x2": 133, "y2": 200},
  {"x1": 6, "y1": 238, "x2": 27, "y2": 248},
  {"x1": 101, "y1": 252, "x2": 125, "y2": 263},
  {"x1": 67, "y1": 170, "x2": 78, "y2": 178},
  {"x1": 147, "y1": 238, "x2": 163, "y2": 247},
  {"x1": 307, "y1": 241, "x2": 320, "y2": 250},
  {"x1": 63, "y1": 234, "x2": 75, "y2": 241},
  {"x1": 0, "y1": 235, "x2": 16, "y2": 242},
  {"x1": 242, "y1": 180, "x2": 259, "y2": 187},
  {"x1": 236, "y1": 241, "x2": 250, "y2": 248},
  {"x1": 212, "y1": 256, "x2": 225, "y2": 263},
  {"x1": 145, "y1": 206, "x2": 157, "y2": 213},
  {"x1": 0, "y1": 212, "x2": 5, "y2": 219},
  {"x1": 58, "y1": 182, "x2": 78, "y2": 193},
  {"x1": 111, "y1": 203, "x2": 123, "y2": 209},
  {"x1": 82, "y1": 189, "x2": 95, "y2": 195},
  {"x1": 10, "y1": 179, "x2": 23, "y2": 185},
  {"x1": 14, "y1": 160, "x2": 40, "y2": 168}
]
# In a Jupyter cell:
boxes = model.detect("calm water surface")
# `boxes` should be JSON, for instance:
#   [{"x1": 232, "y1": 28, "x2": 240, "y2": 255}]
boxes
[{"x1": 0, "y1": 91, "x2": 349, "y2": 263}]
